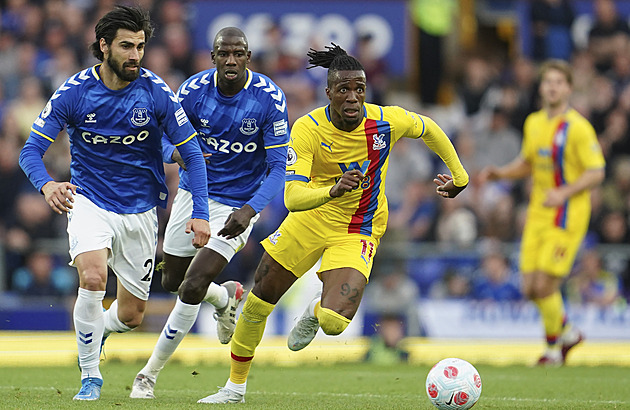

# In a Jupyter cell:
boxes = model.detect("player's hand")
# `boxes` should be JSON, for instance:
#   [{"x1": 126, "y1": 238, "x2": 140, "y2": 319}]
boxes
[
  {"x1": 543, "y1": 187, "x2": 568, "y2": 208},
  {"x1": 434, "y1": 174, "x2": 467, "y2": 198},
  {"x1": 218, "y1": 204, "x2": 256, "y2": 239},
  {"x1": 41, "y1": 181, "x2": 77, "y2": 214},
  {"x1": 478, "y1": 166, "x2": 501, "y2": 183},
  {"x1": 330, "y1": 169, "x2": 364, "y2": 198},
  {"x1": 186, "y1": 218, "x2": 211, "y2": 248},
  {"x1": 173, "y1": 149, "x2": 211, "y2": 170}
]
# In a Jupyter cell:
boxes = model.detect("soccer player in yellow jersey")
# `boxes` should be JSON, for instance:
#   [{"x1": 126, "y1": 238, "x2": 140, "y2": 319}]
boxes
[
  {"x1": 480, "y1": 59, "x2": 605, "y2": 366},
  {"x1": 198, "y1": 43, "x2": 469, "y2": 404}
]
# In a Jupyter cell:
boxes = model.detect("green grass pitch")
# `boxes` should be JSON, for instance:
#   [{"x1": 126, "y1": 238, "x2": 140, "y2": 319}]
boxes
[{"x1": 1, "y1": 362, "x2": 628, "y2": 409}]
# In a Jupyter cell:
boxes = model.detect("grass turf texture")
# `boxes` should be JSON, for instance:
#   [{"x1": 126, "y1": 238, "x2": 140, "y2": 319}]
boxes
[{"x1": 1, "y1": 362, "x2": 628, "y2": 409}]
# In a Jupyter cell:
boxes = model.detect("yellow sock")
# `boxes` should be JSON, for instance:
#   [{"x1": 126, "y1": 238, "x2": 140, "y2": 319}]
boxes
[
  {"x1": 229, "y1": 293, "x2": 275, "y2": 384},
  {"x1": 534, "y1": 291, "x2": 564, "y2": 347}
]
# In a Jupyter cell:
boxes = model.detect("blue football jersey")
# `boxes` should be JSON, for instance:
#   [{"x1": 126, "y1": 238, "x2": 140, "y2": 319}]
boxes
[
  {"x1": 23, "y1": 65, "x2": 204, "y2": 215},
  {"x1": 168, "y1": 68, "x2": 289, "y2": 211}
]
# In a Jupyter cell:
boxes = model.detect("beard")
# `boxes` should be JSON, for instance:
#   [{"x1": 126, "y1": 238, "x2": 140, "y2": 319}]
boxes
[{"x1": 107, "y1": 55, "x2": 141, "y2": 82}]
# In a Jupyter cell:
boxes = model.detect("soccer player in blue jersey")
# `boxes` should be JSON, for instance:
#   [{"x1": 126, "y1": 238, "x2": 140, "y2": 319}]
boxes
[
  {"x1": 200, "y1": 44, "x2": 468, "y2": 404},
  {"x1": 18, "y1": 6, "x2": 210, "y2": 401},
  {"x1": 129, "y1": 27, "x2": 289, "y2": 399}
]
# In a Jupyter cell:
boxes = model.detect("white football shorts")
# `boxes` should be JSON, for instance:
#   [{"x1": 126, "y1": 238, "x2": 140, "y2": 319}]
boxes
[
  {"x1": 67, "y1": 193, "x2": 158, "y2": 301},
  {"x1": 163, "y1": 188, "x2": 259, "y2": 262}
]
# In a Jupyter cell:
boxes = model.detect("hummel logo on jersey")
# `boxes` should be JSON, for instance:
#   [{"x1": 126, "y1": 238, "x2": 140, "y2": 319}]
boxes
[
  {"x1": 200, "y1": 118, "x2": 210, "y2": 128},
  {"x1": 321, "y1": 141, "x2": 333, "y2": 152},
  {"x1": 85, "y1": 113, "x2": 97, "y2": 124},
  {"x1": 131, "y1": 108, "x2": 150, "y2": 126},
  {"x1": 373, "y1": 134, "x2": 386, "y2": 150},
  {"x1": 240, "y1": 118, "x2": 259, "y2": 135}
]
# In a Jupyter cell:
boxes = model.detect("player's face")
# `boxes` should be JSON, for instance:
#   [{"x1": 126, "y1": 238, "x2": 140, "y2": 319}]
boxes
[
  {"x1": 326, "y1": 70, "x2": 367, "y2": 131},
  {"x1": 103, "y1": 29, "x2": 146, "y2": 82},
  {"x1": 212, "y1": 36, "x2": 250, "y2": 87},
  {"x1": 539, "y1": 68, "x2": 571, "y2": 108}
]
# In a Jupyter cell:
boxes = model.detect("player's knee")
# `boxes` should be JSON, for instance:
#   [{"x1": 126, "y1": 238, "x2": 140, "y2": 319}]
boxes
[
  {"x1": 318, "y1": 307, "x2": 351, "y2": 336},
  {"x1": 242, "y1": 292, "x2": 275, "y2": 322}
]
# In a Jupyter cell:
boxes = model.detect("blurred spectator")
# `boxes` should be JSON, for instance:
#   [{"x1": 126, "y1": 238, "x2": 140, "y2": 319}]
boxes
[
  {"x1": 3, "y1": 191, "x2": 67, "y2": 284},
  {"x1": 530, "y1": 0, "x2": 575, "y2": 62},
  {"x1": 429, "y1": 268, "x2": 471, "y2": 300},
  {"x1": 435, "y1": 199, "x2": 478, "y2": 249},
  {"x1": 458, "y1": 56, "x2": 496, "y2": 117},
  {"x1": 364, "y1": 261, "x2": 422, "y2": 336},
  {"x1": 363, "y1": 314, "x2": 410, "y2": 365},
  {"x1": 409, "y1": 0, "x2": 458, "y2": 105},
  {"x1": 588, "y1": 0, "x2": 630, "y2": 74},
  {"x1": 473, "y1": 107, "x2": 521, "y2": 172},
  {"x1": 5, "y1": 76, "x2": 46, "y2": 142},
  {"x1": 595, "y1": 210, "x2": 629, "y2": 244},
  {"x1": 355, "y1": 33, "x2": 388, "y2": 105},
  {"x1": 471, "y1": 251, "x2": 521, "y2": 302},
  {"x1": 565, "y1": 249, "x2": 622, "y2": 307},
  {"x1": 12, "y1": 250, "x2": 75, "y2": 296}
]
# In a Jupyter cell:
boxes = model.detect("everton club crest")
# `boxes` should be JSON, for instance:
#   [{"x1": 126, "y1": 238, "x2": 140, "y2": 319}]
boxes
[
  {"x1": 131, "y1": 108, "x2": 150, "y2": 126},
  {"x1": 239, "y1": 118, "x2": 259, "y2": 135}
]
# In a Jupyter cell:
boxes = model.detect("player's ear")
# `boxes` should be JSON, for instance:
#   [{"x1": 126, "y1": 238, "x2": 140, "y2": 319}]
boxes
[
  {"x1": 246, "y1": 50, "x2": 251, "y2": 63},
  {"x1": 211, "y1": 52, "x2": 216, "y2": 65},
  {"x1": 325, "y1": 87, "x2": 331, "y2": 101},
  {"x1": 99, "y1": 38, "x2": 108, "y2": 55}
]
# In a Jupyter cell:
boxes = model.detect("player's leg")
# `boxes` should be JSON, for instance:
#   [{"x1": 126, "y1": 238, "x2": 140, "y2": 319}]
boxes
[
  {"x1": 523, "y1": 271, "x2": 565, "y2": 365},
  {"x1": 198, "y1": 252, "x2": 298, "y2": 404},
  {"x1": 160, "y1": 252, "x2": 193, "y2": 293},
  {"x1": 67, "y1": 194, "x2": 114, "y2": 400},
  {"x1": 287, "y1": 268, "x2": 365, "y2": 351},
  {"x1": 523, "y1": 225, "x2": 584, "y2": 366},
  {"x1": 199, "y1": 216, "x2": 322, "y2": 403},
  {"x1": 72, "y1": 249, "x2": 108, "y2": 400},
  {"x1": 288, "y1": 233, "x2": 377, "y2": 351},
  {"x1": 162, "y1": 193, "x2": 250, "y2": 336}
]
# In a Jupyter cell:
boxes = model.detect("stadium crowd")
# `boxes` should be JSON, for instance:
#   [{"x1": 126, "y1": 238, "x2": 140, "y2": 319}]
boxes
[{"x1": 0, "y1": 0, "x2": 628, "y2": 311}]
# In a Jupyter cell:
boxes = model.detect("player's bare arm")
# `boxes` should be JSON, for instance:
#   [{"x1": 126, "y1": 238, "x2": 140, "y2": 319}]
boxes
[
  {"x1": 329, "y1": 169, "x2": 364, "y2": 198},
  {"x1": 218, "y1": 204, "x2": 257, "y2": 239},
  {"x1": 543, "y1": 168, "x2": 605, "y2": 207},
  {"x1": 41, "y1": 181, "x2": 77, "y2": 214},
  {"x1": 186, "y1": 218, "x2": 211, "y2": 248},
  {"x1": 434, "y1": 174, "x2": 467, "y2": 198}
]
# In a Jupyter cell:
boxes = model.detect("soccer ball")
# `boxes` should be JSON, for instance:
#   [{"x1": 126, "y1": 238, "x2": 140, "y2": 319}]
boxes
[{"x1": 425, "y1": 358, "x2": 482, "y2": 409}]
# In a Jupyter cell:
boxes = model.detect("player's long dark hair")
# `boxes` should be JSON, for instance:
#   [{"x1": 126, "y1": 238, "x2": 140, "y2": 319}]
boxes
[
  {"x1": 307, "y1": 43, "x2": 364, "y2": 86},
  {"x1": 89, "y1": 5, "x2": 154, "y2": 61}
]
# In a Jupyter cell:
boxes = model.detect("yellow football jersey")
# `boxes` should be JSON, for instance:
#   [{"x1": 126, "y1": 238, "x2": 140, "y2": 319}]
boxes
[
  {"x1": 286, "y1": 103, "x2": 463, "y2": 238},
  {"x1": 521, "y1": 108, "x2": 605, "y2": 231}
]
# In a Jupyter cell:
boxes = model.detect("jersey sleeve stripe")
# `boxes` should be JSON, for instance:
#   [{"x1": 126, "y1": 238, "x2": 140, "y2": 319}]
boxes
[
  {"x1": 174, "y1": 132, "x2": 198, "y2": 147},
  {"x1": 307, "y1": 114, "x2": 319, "y2": 126},
  {"x1": 243, "y1": 69, "x2": 253, "y2": 89},
  {"x1": 30, "y1": 127, "x2": 55, "y2": 142},
  {"x1": 286, "y1": 174, "x2": 309, "y2": 182},
  {"x1": 265, "y1": 142, "x2": 289, "y2": 149},
  {"x1": 419, "y1": 115, "x2": 426, "y2": 137},
  {"x1": 379, "y1": 106, "x2": 383, "y2": 121}
]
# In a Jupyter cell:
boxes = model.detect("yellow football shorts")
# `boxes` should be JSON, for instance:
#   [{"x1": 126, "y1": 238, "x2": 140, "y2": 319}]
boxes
[
  {"x1": 520, "y1": 217, "x2": 586, "y2": 277},
  {"x1": 261, "y1": 212, "x2": 381, "y2": 281}
]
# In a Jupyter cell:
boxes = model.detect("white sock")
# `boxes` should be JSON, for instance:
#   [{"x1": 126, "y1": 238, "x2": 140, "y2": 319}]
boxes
[
  {"x1": 204, "y1": 282, "x2": 228, "y2": 309},
  {"x1": 74, "y1": 288, "x2": 106, "y2": 380},
  {"x1": 308, "y1": 295, "x2": 320, "y2": 317},
  {"x1": 140, "y1": 297, "x2": 200, "y2": 381},
  {"x1": 226, "y1": 379, "x2": 246, "y2": 395},
  {"x1": 103, "y1": 299, "x2": 132, "y2": 338}
]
